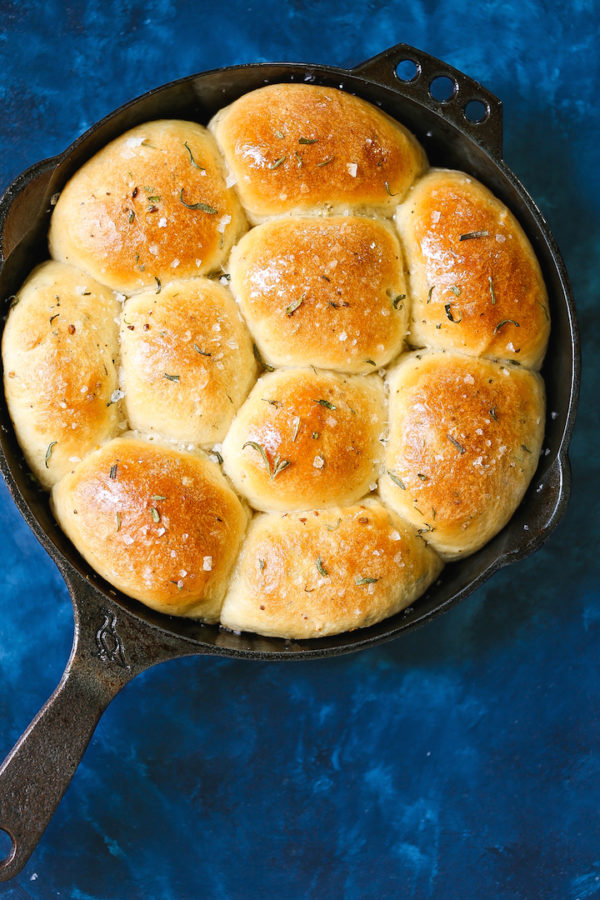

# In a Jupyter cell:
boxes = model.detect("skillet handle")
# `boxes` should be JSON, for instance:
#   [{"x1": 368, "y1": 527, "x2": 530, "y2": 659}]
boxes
[
  {"x1": 351, "y1": 43, "x2": 504, "y2": 160},
  {"x1": 0, "y1": 156, "x2": 59, "y2": 263},
  {"x1": 0, "y1": 571, "x2": 194, "y2": 881}
]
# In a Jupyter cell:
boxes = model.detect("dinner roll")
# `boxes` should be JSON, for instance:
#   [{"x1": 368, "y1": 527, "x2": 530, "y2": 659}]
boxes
[
  {"x1": 2, "y1": 261, "x2": 121, "y2": 488},
  {"x1": 49, "y1": 120, "x2": 247, "y2": 294},
  {"x1": 221, "y1": 499, "x2": 443, "y2": 639},
  {"x1": 395, "y1": 169, "x2": 550, "y2": 369},
  {"x1": 209, "y1": 83, "x2": 427, "y2": 223},
  {"x1": 222, "y1": 368, "x2": 386, "y2": 511},
  {"x1": 51, "y1": 436, "x2": 248, "y2": 619},
  {"x1": 119, "y1": 277, "x2": 256, "y2": 445},
  {"x1": 379, "y1": 350, "x2": 545, "y2": 560},
  {"x1": 227, "y1": 215, "x2": 408, "y2": 373}
]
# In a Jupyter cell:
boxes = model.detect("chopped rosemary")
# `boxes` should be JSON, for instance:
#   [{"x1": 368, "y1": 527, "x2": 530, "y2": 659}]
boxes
[
  {"x1": 274, "y1": 129, "x2": 284, "y2": 139},
  {"x1": 128, "y1": 209, "x2": 135, "y2": 224},
  {"x1": 521, "y1": 444, "x2": 532, "y2": 454},
  {"x1": 164, "y1": 373, "x2": 180, "y2": 382},
  {"x1": 447, "y1": 434, "x2": 466, "y2": 454},
  {"x1": 109, "y1": 464, "x2": 118, "y2": 480},
  {"x1": 417, "y1": 473, "x2": 429, "y2": 481},
  {"x1": 295, "y1": 151, "x2": 303, "y2": 167},
  {"x1": 183, "y1": 141, "x2": 205, "y2": 170},
  {"x1": 459, "y1": 230, "x2": 489, "y2": 241},
  {"x1": 147, "y1": 195, "x2": 161, "y2": 204},
  {"x1": 355, "y1": 576, "x2": 379, "y2": 585},
  {"x1": 388, "y1": 471, "x2": 406, "y2": 490},
  {"x1": 494, "y1": 318, "x2": 520, "y2": 333},
  {"x1": 49, "y1": 313, "x2": 60, "y2": 324},
  {"x1": 316, "y1": 556, "x2": 328, "y2": 577},
  {"x1": 312, "y1": 432, "x2": 320, "y2": 439},
  {"x1": 292, "y1": 416, "x2": 301, "y2": 442},
  {"x1": 536, "y1": 299, "x2": 550, "y2": 321},
  {"x1": 253, "y1": 344, "x2": 274, "y2": 372},
  {"x1": 268, "y1": 156, "x2": 286, "y2": 169},
  {"x1": 299, "y1": 137, "x2": 318, "y2": 144},
  {"x1": 155, "y1": 276, "x2": 162, "y2": 294},
  {"x1": 194, "y1": 344, "x2": 211, "y2": 356},
  {"x1": 489, "y1": 276, "x2": 497, "y2": 305},
  {"x1": 259, "y1": 558, "x2": 266, "y2": 571},
  {"x1": 286, "y1": 294, "x2": 304, "y2": 317},
  {"x1": 150, "y1": 507, "x2": 161, "y2": 523},
  {"x1": 179, "y1": 189, "x2": 217, "y2": 214},
  {"x1": 314, "y1": 398, "x2": 336, "y2": 410},
  {"x1": 44, "y1": 441, "x2": 57, "y2": 468},
  {"x1": 316, "y1": 157, "x2": 334, "y2": 167},
  {"x1": 384, "y1": 181, "x2": 397, "y2": 196},
  {"x1": 393, "y1": 294, "x2": 406, "y2": 309},
  {"x1": 450, "y1": 285, "x2": 461, "y2": 296},
  {"x1": 152, "y1": 494, "x2": 166, "y2": 500},
  {"x1": 115, "y1": 512, "x2": 121, "y2": 532},
  {"x1": 489, "y1": 407, "x2": 498, "y2": 421},
  {"x1": 242, "y1": 441, "x2": 291, "y2": 480},
  {"x1": 325, "y1": 518, "x2": 341, "y2": 532},
  {"x1": 445, "y1": 302, "x2": 462, "y2": 323},
  {"x1": 212, "y1": 451, "x2": 223, "y2": 465},
  {"x1": 365, "y1": 359, "x2": 377, "y2": 366},
  {"x1": 427, "y1": 286, "x2": 435, "y2": 303}
]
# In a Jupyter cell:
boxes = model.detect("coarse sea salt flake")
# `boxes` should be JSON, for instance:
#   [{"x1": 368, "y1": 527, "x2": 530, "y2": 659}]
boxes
[
  {"x1": 171, "y1": 258, "x2": 180, "y2": 268},
  {"x1": 346, "y1": 163, "x2": 357, "y2": 177},
  {"x1": 158, "y1": 217, "x2": 167, "y2": 228},
  {"x1": 225, "y1": 174, "x2": 237, "y2": 188},
  {"x1": 217, "y1": 215, "x2": 231, "y2": 233},
  {"x1": 203, "y1": 556, "x2": 213, "y2": 571}
]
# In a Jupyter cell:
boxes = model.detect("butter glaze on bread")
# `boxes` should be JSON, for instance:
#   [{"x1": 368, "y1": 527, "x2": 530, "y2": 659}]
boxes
[
  {"x1": 379, "y1": 350, "x2": 545, "y2": 560},
  {"x1": 49, "y1": 120, "x2": 247, "y2": 294},
  {"x1": 2, "y1": 261, "x2": 121, "y2": 488},
  {"x1": 51, "y1": 436, "x2": 248, "y2": 618},
  {"x1": 228, "y1": 215, "x2": 408, "y2": 373},
  {"x1": 209, "y1": 84, "x2": 427, "y2": 223},
  {"x1": 221, "y1": 499, "x2": 443, "y2": 638},
  {"x1": 120, "y1": 277, "x2": 256, "y2": 445},
  {"x1": 395, "y1": 169, "x2": 550, "y2": 369},
  {"x1": 222, "y1": 368, "x2": 386, "y2": 511}
]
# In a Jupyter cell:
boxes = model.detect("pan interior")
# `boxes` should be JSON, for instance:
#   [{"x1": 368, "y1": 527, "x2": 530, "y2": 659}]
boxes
[{"x1": 0, "y1": 61, "x2": 576, "y2": 658}]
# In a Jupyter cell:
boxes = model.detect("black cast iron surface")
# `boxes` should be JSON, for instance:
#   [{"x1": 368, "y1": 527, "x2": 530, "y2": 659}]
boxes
[{"x1": 0, "y1": 44, "x2": 580, "y2": 879}]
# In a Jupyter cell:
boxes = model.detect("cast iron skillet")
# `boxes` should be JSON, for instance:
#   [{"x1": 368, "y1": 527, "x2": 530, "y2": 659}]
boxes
[{"x1": 0, "y1": 43, "x2": 579, "y2": 878}]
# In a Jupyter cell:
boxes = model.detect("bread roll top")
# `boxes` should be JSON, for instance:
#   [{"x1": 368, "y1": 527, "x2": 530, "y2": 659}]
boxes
[
  {"x1": 51, "y1": 436, "x2": 249, "y2": 618},
  {"x1": 49, "y1": 120, "x2": 247, "y2": 294},
  {"x1": 228, "y1": 215, "x2": 408, "y2": 373},
  {"x1": 210, "y1": 83, "x2": 427, "y2": 222},
  {"x1": 379, "y1": 350, "x2": 545, "y2": 559},
  {"x1": 2, "y1": 260, "x2": 121, "y2": 488},
  {"x1": 119, "y1": 277, "x2": 256, "y2": 445},
  {"x1": 221, "y1": 499, "x2": 443, "y2": 639},
  {"x1": 222, "y1": 368, "x2": 386, "y2": 511},
  {"x1": 395, "y1": 169, "x2": 550, "y2": 369}
]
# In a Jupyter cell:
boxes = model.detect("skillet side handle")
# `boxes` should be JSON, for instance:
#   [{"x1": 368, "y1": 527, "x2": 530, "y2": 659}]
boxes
[
  {"x1": 351, "y1": 43, "x2": 504, "y2": 160},
  {"x1": 0, "y1": 571, "x2": 195, "y2": 881}
]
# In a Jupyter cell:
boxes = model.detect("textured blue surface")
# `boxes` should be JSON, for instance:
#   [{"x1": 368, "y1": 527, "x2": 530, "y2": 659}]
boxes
[{"x1": 0, "y1": 1, "x2": 598, "y2": 898}]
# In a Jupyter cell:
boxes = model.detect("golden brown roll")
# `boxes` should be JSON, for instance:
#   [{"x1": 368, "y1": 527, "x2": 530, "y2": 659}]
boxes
[
  {"x1": 395, "y1": 169, "x2": 550, "y2": 369},
  {"x1": 49, "y1": 120, "x2": 247, "y2": 294},
  {"x1": 379, "y1": 350, "x2": 545, "y2": 560},
  {"x1": 221, "y1": 499, "x2": 443, "y2": 639},
  {"x1": 51, "y1": 436, "x2": 249, "y2": 618},
  {"x1": 2, "y1": 261, "x2": 121, "y2": 488},
  {"x1": 119, "y1": 277, "x2": 256, "y2": 445},
  {"x1": 222, "y1": 368, "x2": 386, "y2": 511},
  {"x1": 209, "y1": 83, "x2": 427, "y2": 223},
  {"x1": 227, "y1": 215, "x2": 408, "y2": 373}
]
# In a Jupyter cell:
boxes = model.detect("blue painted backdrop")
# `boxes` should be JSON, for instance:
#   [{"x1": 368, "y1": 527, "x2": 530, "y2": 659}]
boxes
[{"x1": 0, "y1": 1, "x2": 597, "y2": 898}]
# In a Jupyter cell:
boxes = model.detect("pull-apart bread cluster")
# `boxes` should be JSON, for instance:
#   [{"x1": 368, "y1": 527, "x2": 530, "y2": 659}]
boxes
[{"x1": 2, "y1": 83, "x2": 549, "y2": 638}]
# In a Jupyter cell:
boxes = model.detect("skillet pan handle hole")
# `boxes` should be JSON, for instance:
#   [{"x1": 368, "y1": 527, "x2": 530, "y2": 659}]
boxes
[
  {"x1": 0, "y1": 828, "x2": 15, "y2": 867},
  {"x1": 464, "y1": 99, "x2": 490, "y2": 124},
  {"x1": 395, "y1": 59, "x2": 421, "y2": 83}
]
